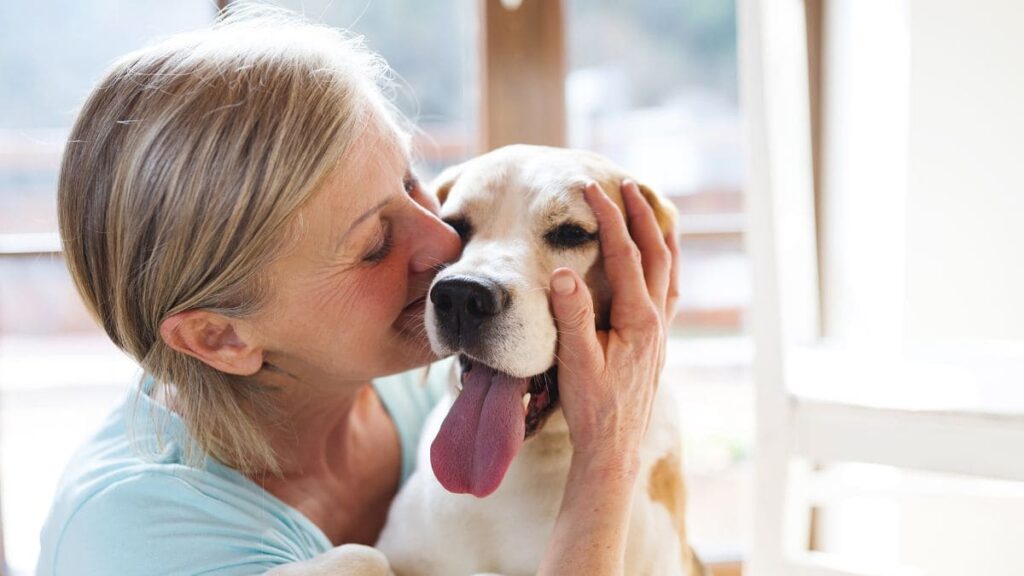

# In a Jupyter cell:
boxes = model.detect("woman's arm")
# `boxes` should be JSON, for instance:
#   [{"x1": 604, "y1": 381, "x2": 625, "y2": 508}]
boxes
[
  {"x1": 538, "y1": 180, "x2": 680, "y2": 576},
  {"x1": 538, "y1": 452, "x2": 641, "y2": 575}
]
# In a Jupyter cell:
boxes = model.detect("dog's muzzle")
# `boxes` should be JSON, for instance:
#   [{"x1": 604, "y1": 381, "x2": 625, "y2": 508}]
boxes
[{"x1": 430, "y1": 276, "x2": 510, "y2": 347}]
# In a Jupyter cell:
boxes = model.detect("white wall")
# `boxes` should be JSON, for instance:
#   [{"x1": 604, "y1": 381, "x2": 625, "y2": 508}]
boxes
[
  {"x1": 905, "y1": 0, "x2": 1024, "y2": 345},
  {"x1": 820, "y1": 0, "x2": 909, "y2": 349},
  {"x1": 822, "y1": 0, "x2": 1024, "y2": 349}
]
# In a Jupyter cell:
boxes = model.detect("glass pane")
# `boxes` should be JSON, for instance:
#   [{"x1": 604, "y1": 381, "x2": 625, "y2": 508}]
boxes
[
  {"x1": 567, "y1": 0, "x2": 746, "y2": 336},
  {"x1": 274, "y1": 0, "x2": 479, "y2": 179},
  {"x1": 567, "y1": 0, "x2": 741, "y2": 195},
  {"x1": 1, "y1": 256, "x2": 98, "y2": 335},
  {"x1": 0, "y1": 0, "x2": 216, "y2": 235}
]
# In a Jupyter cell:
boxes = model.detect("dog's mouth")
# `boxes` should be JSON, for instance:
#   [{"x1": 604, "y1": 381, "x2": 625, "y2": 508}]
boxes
[
  {"x1": 430, "y1": 355, "x2": 560, "y2": 498},
  {"x1": 458, "y1": 355, "x2": 561, "y2": 438}
]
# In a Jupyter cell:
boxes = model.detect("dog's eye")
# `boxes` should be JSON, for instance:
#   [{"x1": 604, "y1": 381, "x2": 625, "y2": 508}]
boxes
[
  {"x1": 444, "y1": 217, "x2": 473, "y2": 242},
  {"x1": 545, "y1": 223, "x2": 597, "y2": 249}
]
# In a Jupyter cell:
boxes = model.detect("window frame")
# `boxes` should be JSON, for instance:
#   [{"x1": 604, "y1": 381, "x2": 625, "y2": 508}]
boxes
[{"x1": 742, "y1": 0, "x2": 1024, "y2": 575}]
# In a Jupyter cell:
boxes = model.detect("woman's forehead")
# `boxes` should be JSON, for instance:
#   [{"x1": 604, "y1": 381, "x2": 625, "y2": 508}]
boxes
[{"x1": 308, "y1": 123, "x2": 407, "y2": 240}]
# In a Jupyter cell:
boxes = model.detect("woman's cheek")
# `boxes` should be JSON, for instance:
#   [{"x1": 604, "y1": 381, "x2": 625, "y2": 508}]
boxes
[{"x1": 355, "y1": 261, "x2": 408, "y2": 317}]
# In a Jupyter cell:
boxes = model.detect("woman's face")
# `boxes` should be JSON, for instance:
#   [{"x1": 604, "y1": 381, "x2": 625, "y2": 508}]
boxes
[{"x1": 252, "y1": 122, "x2": 461, "y2": 389}]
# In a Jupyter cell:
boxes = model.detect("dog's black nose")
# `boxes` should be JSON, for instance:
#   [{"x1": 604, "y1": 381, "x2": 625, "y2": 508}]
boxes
[{"x1": 430, "y1": 277, "x2": 508, "y2": 343}]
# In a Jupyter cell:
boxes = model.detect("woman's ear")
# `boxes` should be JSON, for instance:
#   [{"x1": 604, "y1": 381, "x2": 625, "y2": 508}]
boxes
[
  {"x1": 431, "y1": 162, "x2": 464, "y2": 206},
  {"x1": 159, "y1": 310, "x2": 264, "y2": 376}
]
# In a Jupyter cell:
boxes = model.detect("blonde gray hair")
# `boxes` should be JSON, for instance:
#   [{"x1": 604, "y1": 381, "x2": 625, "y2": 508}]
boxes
[{"x1": 59, "y1": 4, "x2": 403, "y2": 475}]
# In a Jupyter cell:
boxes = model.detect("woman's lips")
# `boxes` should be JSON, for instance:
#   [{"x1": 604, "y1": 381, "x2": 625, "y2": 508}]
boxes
[
  {"x1": 402, "y1": 296, "x2": 427, "y2": 314},
  {"x1": 396, "y1": 296, "x2": 427, "y2": 332}
]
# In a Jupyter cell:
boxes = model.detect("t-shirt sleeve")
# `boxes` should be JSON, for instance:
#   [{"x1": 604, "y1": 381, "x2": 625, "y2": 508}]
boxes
[{"x1": 48, "y1": 472, "x2": 318, "y2": 576}]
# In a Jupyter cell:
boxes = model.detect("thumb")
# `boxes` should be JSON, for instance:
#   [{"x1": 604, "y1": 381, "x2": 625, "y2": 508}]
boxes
[{"x1": 549, "y1": 268, "x2": 603, "y2": 371}]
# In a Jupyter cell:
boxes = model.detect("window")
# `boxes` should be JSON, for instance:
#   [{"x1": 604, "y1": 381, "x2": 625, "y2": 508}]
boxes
[{"x1": 275, "y1": 0, "x2": 479, "y2": 177}]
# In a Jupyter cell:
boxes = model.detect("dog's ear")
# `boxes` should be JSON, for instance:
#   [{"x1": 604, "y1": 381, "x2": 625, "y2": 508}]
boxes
[
  {"x1": 431, "y1": 163, "x2": 464, "y2": 206},
  {"x1": 636, "y1": 182, "x2": 678, "y2": 236},
  {"x1": 599, "y1": 177, "x2": 678, "y2": 236}
]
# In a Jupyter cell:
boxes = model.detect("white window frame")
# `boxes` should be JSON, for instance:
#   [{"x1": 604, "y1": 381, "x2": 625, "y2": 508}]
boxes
[{"x1": 740, "y1": 1, "x2": 1024, "y2": 575}]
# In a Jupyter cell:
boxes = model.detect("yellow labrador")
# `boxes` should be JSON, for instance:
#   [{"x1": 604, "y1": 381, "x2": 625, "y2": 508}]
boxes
[{"x1": 376, "y1": 145, "x2": 703, "y2": 576}]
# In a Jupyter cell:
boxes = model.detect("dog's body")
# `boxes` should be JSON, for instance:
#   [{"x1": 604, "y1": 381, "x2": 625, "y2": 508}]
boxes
[
  {"x1": 377, "y1": 366, "x2": 694, "y2": 576},
  {"x1": 376, "y1": 146, "x2": 701, "y2": 576}
]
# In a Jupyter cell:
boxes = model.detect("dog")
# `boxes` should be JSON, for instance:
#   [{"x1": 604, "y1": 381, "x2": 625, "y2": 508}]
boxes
[{"x1": 375, "y1": 145, "x2": 703, "y2": 576}]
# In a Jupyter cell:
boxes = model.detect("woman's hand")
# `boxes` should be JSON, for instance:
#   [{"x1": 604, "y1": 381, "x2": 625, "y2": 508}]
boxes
[
  {"x1": 548, "y1": 179, "x2": 680, "y2": 470},
  {"x1": 537, "y1": 179, "x2": 679, "y2": 576}
]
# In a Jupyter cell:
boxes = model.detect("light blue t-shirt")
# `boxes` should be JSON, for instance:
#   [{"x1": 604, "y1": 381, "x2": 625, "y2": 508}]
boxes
[{"x1": 36, "y1": 362, "x2": 451, "y2": 576}]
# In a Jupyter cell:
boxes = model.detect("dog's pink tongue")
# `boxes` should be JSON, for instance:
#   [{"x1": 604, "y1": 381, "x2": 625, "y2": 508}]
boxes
[{"x1": 430, "y1": 364, "x2": 528, "y2": 497}]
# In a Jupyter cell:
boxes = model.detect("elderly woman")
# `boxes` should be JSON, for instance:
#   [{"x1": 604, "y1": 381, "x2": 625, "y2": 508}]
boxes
[{"x1": 38, "y1": 6, "x2": 677, "y2": 576}]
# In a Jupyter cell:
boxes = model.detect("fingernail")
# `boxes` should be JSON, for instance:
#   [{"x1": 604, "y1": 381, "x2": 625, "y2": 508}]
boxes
[
  {"x1": 552, "y1": 271, "x2": 576, "y2": 295},
  {"x1": 622, "y1": 179, "x2": 639, "y2": 196}
]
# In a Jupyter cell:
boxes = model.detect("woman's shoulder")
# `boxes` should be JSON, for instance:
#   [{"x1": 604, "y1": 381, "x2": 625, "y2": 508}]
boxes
[
  {"x1": 37, "y1": 387, "x2": 331, "y2": 576},
  {"x1": 39, "y1": 469, "x2": 329, "y2": 575}
]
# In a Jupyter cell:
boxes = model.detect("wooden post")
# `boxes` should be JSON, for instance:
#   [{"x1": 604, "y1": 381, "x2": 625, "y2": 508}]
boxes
[
  {"x1": 804, "y1": 0, "x2": 825, "y2": 338},
  {"x1": 480, "y1": 0, "x2": 567, "y2": 151}
]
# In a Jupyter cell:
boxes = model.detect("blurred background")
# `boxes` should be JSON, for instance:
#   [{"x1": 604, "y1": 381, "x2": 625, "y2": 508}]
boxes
[{"x1": 2, "y1": 0, "x2": 1022, "y2": 575}]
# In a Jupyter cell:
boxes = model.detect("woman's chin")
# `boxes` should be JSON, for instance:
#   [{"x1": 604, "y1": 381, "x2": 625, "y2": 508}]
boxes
[
  {"x1": 391, "y1": 336, "x2": 433, "y2": 365},
  {"x1": 382, "y1": 344, "x2": 435, "y2": 376}
]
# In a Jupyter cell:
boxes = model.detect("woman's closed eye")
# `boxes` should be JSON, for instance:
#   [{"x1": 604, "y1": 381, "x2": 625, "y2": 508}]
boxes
[{"x1": 363, "y1": 220, "x2": 394, "y2": 263}]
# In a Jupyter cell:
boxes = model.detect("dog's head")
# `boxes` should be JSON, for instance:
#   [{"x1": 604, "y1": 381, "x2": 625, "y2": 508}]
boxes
[{"x1": 426, "y1": 145, "x2": 676, "y2": 497}]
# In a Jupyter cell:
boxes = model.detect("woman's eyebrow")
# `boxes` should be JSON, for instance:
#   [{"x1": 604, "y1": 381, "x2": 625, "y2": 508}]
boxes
[{"x1": 334, "y1": 196, "x2": 396, "y2": 251}]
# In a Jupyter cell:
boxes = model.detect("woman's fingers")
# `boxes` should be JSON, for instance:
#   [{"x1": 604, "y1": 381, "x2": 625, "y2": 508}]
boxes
[
  {"x1": 549, "y1": 268, "x2": 604, "y2": 376},
  {"x1": 620, "y1": 180, "x2": 672, "y2": 309},
  {"x1": 581, "y1": 182, "x2": 656, "y2": 330},
  {"x1": 664, "y1": 228, "x2": 681, "y2": 325}
]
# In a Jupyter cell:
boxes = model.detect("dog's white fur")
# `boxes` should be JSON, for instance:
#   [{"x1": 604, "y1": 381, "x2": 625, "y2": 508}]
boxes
[
  {"x1": 376, "y1": 146, "x2": 699, "y2": 576},
  {"x1": 266, "y1": 544, "x2": 391, "y2": 576}
]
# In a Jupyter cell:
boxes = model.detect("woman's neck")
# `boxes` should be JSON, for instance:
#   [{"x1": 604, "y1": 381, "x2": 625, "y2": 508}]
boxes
[{"x1": 255, "y1": 381, "x2": 402, "y2": 545}]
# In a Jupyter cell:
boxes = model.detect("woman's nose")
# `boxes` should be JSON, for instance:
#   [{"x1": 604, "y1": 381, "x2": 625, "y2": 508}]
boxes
[{"x1": 410, "y1": 210, "x2": 462, "y2": 274}]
